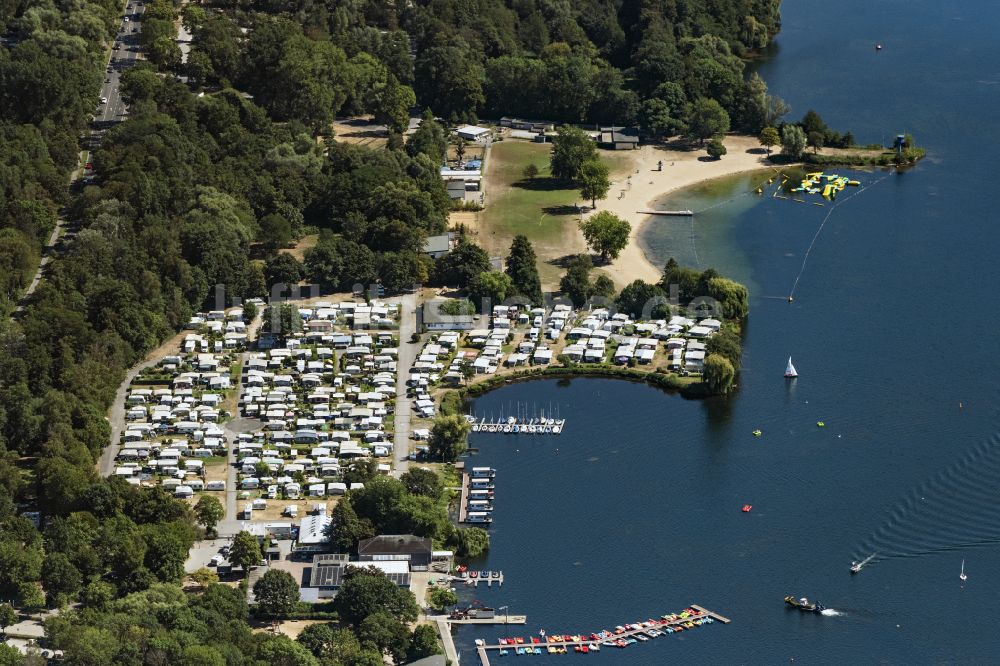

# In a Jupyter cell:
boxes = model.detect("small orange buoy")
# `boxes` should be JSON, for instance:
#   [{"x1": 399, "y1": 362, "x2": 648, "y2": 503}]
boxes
[{"x1": 742, "y1": 504, "x2": 753, "y2": 513}]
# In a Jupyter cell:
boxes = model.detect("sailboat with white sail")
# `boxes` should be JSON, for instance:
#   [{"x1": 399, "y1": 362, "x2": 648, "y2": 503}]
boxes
[{"x1": 784, "y1": 357, "x2": 798, "y2": 379}]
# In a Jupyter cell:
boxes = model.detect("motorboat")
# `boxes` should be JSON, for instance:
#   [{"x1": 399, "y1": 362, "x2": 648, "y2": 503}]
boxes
[
  {"x1": 784, "y1": 595, "x2": 825, "y2": 612},
  {"x1": 851, "y1": 553, "x2": 875, "y2": 574}
]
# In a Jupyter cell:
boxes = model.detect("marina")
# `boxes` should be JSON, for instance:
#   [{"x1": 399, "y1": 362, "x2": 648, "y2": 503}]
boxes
[
  {"x1": 473, "y1": 605, "x2": 729, "y2": 664},
  {"x1": 469, "y1": 416, "x2": 566, "y2": 435}
]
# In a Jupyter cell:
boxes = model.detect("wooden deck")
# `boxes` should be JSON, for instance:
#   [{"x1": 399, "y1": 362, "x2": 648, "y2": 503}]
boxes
[{"x1": 475, "y1": 605, "x2": 728, "y2": 664}]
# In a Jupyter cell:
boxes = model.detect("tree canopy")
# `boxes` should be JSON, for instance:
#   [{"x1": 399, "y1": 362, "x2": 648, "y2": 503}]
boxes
[{"x1": 580, "y1": 211, "x2": 630, "y2": 263}]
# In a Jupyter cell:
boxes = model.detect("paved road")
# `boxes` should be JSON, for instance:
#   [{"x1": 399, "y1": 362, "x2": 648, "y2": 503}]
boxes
[
  {"x1": 393, "y1": 293, "x2": 419, "y2": 474},
  {"x1": 99, "y1": 352, "x2": 160, "y2": 477},
  {"x1": 12, "y1": 0, "x2": 143, "y2": 318}
]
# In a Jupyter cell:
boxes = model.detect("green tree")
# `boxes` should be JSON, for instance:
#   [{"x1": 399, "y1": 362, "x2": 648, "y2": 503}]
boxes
[
  {"x1": 615, "y1": 280, "x2": 667, "y2": 319},
  {"x1": 41, "y1": 552, "x2": 81, "y2": 606},
  {"x1": 428, "y1": 587, "x2": 458, "y2": 612},
  {"x1": 407, "y1": 109, "x2": 448, "y2": 163},
  {"x1": 706, "y1": 137, "x2": 727, "y2": 159},
  {"x1": 265, "y1": 254, "x2": 303, "y2": 287},
  {"x1": 592, "y1": 274, "x2": 616, "y2": 299},
  {"x1": 522, "y1": 163, "x2": 539, "y2": 181},
  {"x1": 781, "y1": 125, "x2": 807, "y2": 158},
  {"x1": 180, "y1": 645, "x2": 226, "y2": 666},
  {"x1": 333, "y1": 567, "x2": 419, "y2": 626},
  {"x1": 258, "y1": 213, "x2": 293, "y2": 250},
  {"x1": 706, "y1": 329, "x2": 743, "y2": 369},
  {"x1": 703, "y1": 353, "x2": 736, "y2": 394},
  {"x1": 550, "y1": 125, "x2": 598, "y2": 181},
  {"x1": 253, "y1": 569, "x2": 300, "y2": 617},
  {"x1": 505, "y1": 235, "x2": 543, "y2": 305},
  {"x1": 428, "y1": 414, "x2": 471, "y2": 462},
  {"x1": 189, "y1": 567, "x2": 219, "y2": 589},
  {"x1": 807, "y1": 130, "x2": 824, "y2": 154},
  {"x1": 372, "y1": 75, "x2": 416, "y2": 133},
  {"x1": 400, "y1": 468, "x2": 443, "y2": 499},
  {"x1": 414, "y1": 41, "x2": 484, "y2": 120},
  {"x1": 78, "y1": 581, "x2": 115, "y2": 610},
  {"x1": 257, "y1": 635, "x2": 320, "y2": 666},
  {"x1": 559, "y1": 254, "x2": 594, "y2": 307},
  {"x1": 434, "y1": 238, "x2": 490, "y2": 288},
  {"x1": 467, "y1": 271, "x2": 512, "y2": 312},
  {"x1": 580, "y1": 211, "x2": 630, "y2": 263},
  {"x1": 408, "y1": 624, "x2": 442, "y2": 661},
  {"x1": 243, "y1": 300, "x2": 258, "y2": 322},
  {"x1": 229, "y1": 531, "x2": 261, "y2": 577},
  {"x1": 448, "y1": 526, "x2": 490, "y2": 558},
  {"x1": 579, "y1": 158, "x2": 610, "y2": 208},
  {"x1": 358, "y1": 611, "x2": 411, "y2": 663},
  {"x1": 758, "y1": 126, "x2": 780, "y2": 155},
  {"x1": 687, "y1": 98, "x2": 730, "y2": 145},
  {"x1": 640, "y1": 98, "x2": 679, "y2": 139},
  {"x1": 326, "y1": 498, "x2": 374, "y2": 553},
  {"x1": 194, "y1": 495, "x2": 224, "y2": 536},
  {"x1": 705, "y1": 276, "x2": 749, "y2": 319},
  {"x1": 0, "y1": 604, "x2": 15, "y2": 635},
  {"x1": 801, "y1": 109, "x2": 828, "y2": 136}
]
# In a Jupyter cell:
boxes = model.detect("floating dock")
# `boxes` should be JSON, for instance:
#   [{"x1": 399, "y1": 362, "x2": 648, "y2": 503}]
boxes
[
  {"x1": 637, "y1": 209, "x2": 694, "y2": 216},
  {"x1": 452, "y1": 570, "x2": 504, "y2": 587},
  {"x1": 471, "y1": 418, "x2": 565, "y2": 435},
  {"x1": 458, "y1": 472, "x2": 496, "y2": 525},
  {"x1": 474, "y1": 605, "x2": 729, "y2": 664}
]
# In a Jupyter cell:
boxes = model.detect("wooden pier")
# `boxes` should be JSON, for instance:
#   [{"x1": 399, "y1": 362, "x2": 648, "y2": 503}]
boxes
[
  {"x1": 474, "y1": 605, "x2": 729, "y2": 664},
  {"x1": 690, "y1": 604, "x2": 730, "y2": 623},
  {"x1": 458, "y1": 472, "x2": 469, "y2": 523},
  {"x1": 637, "y1": 209, "x2": 694, "y2": 216}
]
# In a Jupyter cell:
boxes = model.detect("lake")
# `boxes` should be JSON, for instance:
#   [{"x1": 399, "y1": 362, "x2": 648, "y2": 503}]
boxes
[{"x1": 452, "y1": 0, "x2": 1000, "y2": 662}]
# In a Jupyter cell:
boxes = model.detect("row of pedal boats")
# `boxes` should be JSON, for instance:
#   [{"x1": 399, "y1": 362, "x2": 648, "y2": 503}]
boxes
[
  {"x1": 477, "y1": 611, "x2": 714, "y2": 655},
  {"x1": 470, "y1": 417, "x2": 565, "y2": 434}
]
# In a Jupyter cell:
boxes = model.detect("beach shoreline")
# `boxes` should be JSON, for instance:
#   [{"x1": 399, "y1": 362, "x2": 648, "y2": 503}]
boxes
[{"x1": 581, "y1": 135, "x2": 786, "y2": 288}]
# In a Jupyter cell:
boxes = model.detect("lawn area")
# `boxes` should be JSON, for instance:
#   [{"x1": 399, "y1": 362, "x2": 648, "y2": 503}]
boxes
[{"x1": 480, "y1": 140, "x2": 635, "y2": 288}]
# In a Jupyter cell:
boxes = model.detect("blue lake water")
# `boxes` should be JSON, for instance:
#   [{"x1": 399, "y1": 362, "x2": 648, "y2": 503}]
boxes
[{"x1": 452, "y1": 0, "x2": 1000, "y2": 662}]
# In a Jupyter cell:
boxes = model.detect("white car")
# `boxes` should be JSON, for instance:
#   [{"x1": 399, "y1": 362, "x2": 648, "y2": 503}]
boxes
[
  {"x1": 100, "y1": 97, "x2": 108, "y2": 104},
  {"x1": 123, "y1": 17, "x2": 129, "y2": 22}
]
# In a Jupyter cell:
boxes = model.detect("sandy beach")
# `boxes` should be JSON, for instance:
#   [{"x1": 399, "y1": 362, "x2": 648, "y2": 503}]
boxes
[{"x1": 584, "y1": 135, "x2": 781, "y2": 287}]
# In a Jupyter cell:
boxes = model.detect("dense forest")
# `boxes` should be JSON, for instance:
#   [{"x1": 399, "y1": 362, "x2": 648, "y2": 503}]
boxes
[{"x1": 1, "y1": 0, "x2": 782, "y2": 661}]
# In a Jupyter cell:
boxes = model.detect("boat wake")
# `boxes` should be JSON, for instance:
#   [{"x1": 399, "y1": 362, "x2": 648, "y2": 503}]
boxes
[
  {"x1": 855, "y1": 430, "x2": 1000, "y2": 562},
  {"x1": 820, "y1": 609, "x2": 843, "y2": 617}
]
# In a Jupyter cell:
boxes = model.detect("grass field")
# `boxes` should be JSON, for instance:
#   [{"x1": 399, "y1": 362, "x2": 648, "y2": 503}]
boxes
[{"x1": 480, "y1": 140, "x2": 634, "y2": 287}]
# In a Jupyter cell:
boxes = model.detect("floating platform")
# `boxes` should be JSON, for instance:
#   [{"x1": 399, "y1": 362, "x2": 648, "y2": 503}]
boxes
[{"x1": 637, "y1": 209, "x2": 694, "y2": 216}]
